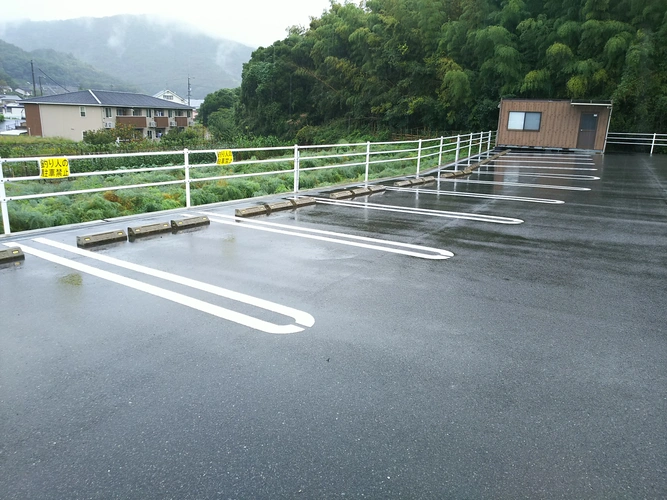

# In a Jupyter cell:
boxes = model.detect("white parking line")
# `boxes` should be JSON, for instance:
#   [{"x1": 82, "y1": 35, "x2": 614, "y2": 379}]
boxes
[
  {"x1": 475, "y1": 172, "x2": 600, "y2": 180},
  {"x1": 198, "y1": 212, "x2": 455, "y2": 259},
  {"x1": 32, "y1": 237, "x2": 314, "y2": 328},
  {"x1": 503, "y1": 154, "x2": 592, "y2": 160},
  {"x1": 493, "y1": 159, "x2": 594, "y2": 165},
  {"x1": 4, "y1": 241, "x2": 312, "y2": 335},
  {"x1": 438, "y1": 178, "x2": 591, "y2": 191},
  {"x1": 387, "y1": 186, "x2": 564, "y2": 204},
  {"x1": 473, "y1": 164, "x2": 598, "y2": 171},
  {"x1": 312, "y1": 198, "x2": 524, "y2": 224}
]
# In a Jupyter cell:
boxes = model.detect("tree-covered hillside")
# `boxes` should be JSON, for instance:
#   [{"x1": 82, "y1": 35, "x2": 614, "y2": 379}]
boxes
[
  {"x1": 0, "y1": 16, "x2": 255, "y2": 99},
  {"x1": 0, "y1": 39, "x2": 135, "y2": 92},
  {"x1": 236, "y1": 0, "x2": 667, "y2": 139}
]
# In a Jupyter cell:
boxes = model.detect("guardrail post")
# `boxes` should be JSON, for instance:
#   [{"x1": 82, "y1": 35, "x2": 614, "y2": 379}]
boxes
[
  {"x1": 438, "y1": 136, "x2": 444, "y2": 166},
  {"x1": 0, "y1": 158, "x2": 10, "y2": 235},
  {"x1": 651, "y1": 133, "x2": 656, "y2": 155},
  {"x1": 416, "y1": 138, "x2": 423, "y2": 178},
  {"x1": 454, "y1": 134, "x2": 461, "y2": 171},
  {"x1": 364, "y1": 141, "x2": 372, "y2": 185},
  {"x1": 487, "y1": 130, "x2": 492, "y2": 156},
  {"x1": 478, "y1": 131, "x2": 483, "y2": 157},
  {"x1": 293, "y1": 144, "x2": 300, "y2": 194},
  {"x1": 468, "y1": 132, "x2": 473, "y2": 165},
  {"x1": 184, "y1": 148, "x2": 191, "y2": 208}
]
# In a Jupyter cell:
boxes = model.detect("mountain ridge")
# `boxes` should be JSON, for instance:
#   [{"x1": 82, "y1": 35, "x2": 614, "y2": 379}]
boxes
[
  {"x1": 0, "y1": 38, "x2": 137, "y2": 94},
  {"x1": 0, "y1": 15, "x2": 255, "y2": 99}
]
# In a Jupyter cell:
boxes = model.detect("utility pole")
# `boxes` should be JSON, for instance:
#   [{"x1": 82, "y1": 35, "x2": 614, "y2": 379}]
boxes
[
  {"x1": 30, "y1": 60, "x2": 37, "y2": 96},
  {"x1": 187, "y1": 76, "x2": 193, "y2": 106},
  {"x1": 38, "y1": 76, "x2": 43, "y2": 96}
]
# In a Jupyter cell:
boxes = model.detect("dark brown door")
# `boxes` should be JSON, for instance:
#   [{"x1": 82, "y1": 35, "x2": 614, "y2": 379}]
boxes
[{"x1": 577, "y1": 113, "x2": 599, "y2": 149}]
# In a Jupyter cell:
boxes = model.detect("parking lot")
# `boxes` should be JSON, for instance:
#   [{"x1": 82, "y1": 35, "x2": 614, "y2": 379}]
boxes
[{"x1": 1, "y1": 151, "x2": 665, "y2": 498}]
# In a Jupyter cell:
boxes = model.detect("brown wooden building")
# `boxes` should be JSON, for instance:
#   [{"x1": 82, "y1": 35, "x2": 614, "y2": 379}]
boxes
[{"x1": 496, "y1": 99, "x2": 613, "y2": 152}]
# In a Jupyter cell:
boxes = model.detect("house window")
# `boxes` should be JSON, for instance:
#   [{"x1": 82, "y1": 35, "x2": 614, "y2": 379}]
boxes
[
  {"x1": 117, "y1": 108, "x2": 128, "y2": 116},
  {"x1": 187, "y1": 110, "x2": 191, "y2": 118},
  {"x1": 80, "y1": 106, "x2": 86, "y2": 117},
  {"x1": 508, "y1": 111, "x2": 541, "y2": 131},
  {"x1": 175, "y1": 110, "x2": 183, "y2": 117},
  {"x1": 146, "y1": 109, "x2": 152, "y2": 118},
  {"x1": 133, "y1": 108, "x2": 142, "y2": 116},
  {"x1": 104, "y1": 107, "x2": 112, "y2": 118},
  {"x1": 164, "y1": 94, "x2": 173, "y2": 100},
  {"x1": 155, "y1": 110, "x2": 165, "y2": 117},
  {"x1": 168, "y1": 109, "x2": 173, "y2": 118}
]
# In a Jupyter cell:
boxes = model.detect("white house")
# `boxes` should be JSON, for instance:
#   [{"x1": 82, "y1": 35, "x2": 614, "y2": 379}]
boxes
[{"x1": 153, "y1": 89, "x2": 188, "y2": 105}]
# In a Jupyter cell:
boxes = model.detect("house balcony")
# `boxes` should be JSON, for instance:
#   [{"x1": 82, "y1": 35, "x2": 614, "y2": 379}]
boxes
[
  {"x1": 116, "y1": 116, "x2": 149, "y2": 127},
  {"x1": 154, "y1": 116, "x2": 169, "y2": 128},
  {"x1": 175, "y1": 116, "x2": 189, "y2": 127}
]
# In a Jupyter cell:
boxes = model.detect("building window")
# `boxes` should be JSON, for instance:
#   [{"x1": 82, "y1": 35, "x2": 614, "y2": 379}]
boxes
[
  {"x1": 117, "y1": 108, "x2": 128, "y2": 116},
  {"x1": 155, "y1": 110, "x2": 165, "y2": 117},
  {"x1": 164, "y1": 94, "x2": 173, "y2": 100},
  {"x1": 132, "y1": 108, "x2": 142, "y2": 116},
  {"x1": 80, "y1": 106, "x2": 86, "y2": 117},
  {"x1": 146, "y1": 109, "x2": 152, "y2": 118},
  {"x1": 168, "y1": 109, "x2": 173, "y2": 118},
  {"x1": 508, "y1": 111, "x2": 541, "y2": 131},
  {"x1": 187, "y1": 110, "x2": 191, "y2": 118},
  {"x1": 104, "y1": 107, "x2": 112, "y2": 118},
  {"x1": 175, "y1": 110, "x2": 183, "y2": 117}
]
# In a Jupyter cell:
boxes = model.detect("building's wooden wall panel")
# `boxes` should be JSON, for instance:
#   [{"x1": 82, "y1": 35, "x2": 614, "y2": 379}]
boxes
[
  {"x1": 24, "y1": 104, "x2": 42, "y2": 137},
  {"x1": 497, "y1": 100, "x2": 611, "y2": 151},
  {"x1": 117, "y1": 116, "x2": 149, "y2": 127}
]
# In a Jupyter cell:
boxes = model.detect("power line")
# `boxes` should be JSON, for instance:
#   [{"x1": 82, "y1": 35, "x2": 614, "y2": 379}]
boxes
[{"x1": 37, "y1": 68, "x2": 70, "y2": 93}]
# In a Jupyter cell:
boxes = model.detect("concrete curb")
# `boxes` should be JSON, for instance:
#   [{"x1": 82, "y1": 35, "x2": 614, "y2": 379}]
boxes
[
  {"x1": 234, "y1": 184, "x2": 385, "y2": 219},
  {"x1": 329, "y1": 190, "x2": 355, "y2": 199},
  {"x1": 0, "y1": 247, "x2": 25, "y2": 263},
  {"x1": 128, "y1": 222, "x2": 172, "y2": 238},
  {"x1": 77, "y1": 230, "x2": 128, "y2": 248},
  {"x1": 439, "y1": 149, "x2": 511, "y2": 180},
  {"x1": 289, "y1": 197, "x2": 316, "y2": 208},
  {"x1": 171, "y1": 216, "x2": 210, "y2": 230},
  {"x1": 235, "y1": 205, "x2": 269, "y2": 217},
  {"x1": 264, "y1": 200, "x2": 294, "y2": 213}
]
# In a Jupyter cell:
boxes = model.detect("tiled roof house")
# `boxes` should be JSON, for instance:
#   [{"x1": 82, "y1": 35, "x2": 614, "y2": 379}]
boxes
[{"x1": 21, "y1": 90, "x2": 195, "y2": 140}]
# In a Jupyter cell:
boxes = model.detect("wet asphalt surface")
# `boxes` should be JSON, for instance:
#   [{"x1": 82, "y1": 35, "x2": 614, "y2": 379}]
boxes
[{"x1": 0, "y1": 152, "x2": 665, "y2": 499}]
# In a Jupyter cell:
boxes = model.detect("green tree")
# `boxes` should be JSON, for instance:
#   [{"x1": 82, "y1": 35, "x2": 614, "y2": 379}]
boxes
[
  {"x1": 83, "y1": 123, "x2": 144, "y2": 145},
  {"x1": 197, "y1": 88, "x2": 240, "y2": 126}
]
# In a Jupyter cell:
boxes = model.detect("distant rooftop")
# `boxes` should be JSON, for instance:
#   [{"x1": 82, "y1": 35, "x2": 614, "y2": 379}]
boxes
[{"x1": 20, "y1": 90, "x2": 194, "y2": 109}]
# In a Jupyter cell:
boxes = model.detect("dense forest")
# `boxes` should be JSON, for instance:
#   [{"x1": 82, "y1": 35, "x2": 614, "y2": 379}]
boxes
[{"x1": 216, "y1": 0, "x2": 666, "y2": 141}]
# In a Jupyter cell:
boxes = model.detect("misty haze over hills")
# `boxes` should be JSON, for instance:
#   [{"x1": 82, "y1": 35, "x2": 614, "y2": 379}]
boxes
[{"x1": 0, "y1": 15, "x2": 256, "y2": 99}]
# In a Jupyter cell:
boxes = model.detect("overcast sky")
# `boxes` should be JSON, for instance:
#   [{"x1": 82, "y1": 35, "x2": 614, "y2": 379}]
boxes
[{"x1": 0, "y1": 0, "x2": 340, "y2": 47}]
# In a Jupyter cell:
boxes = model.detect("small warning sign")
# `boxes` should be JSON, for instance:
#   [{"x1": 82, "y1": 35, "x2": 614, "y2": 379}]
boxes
[
  {"x1": 40, "y1": 157, "x2": 70, "y2": 179},
  {"x1": 216, "y1": 150, "x2": 234, "y2": 165}
]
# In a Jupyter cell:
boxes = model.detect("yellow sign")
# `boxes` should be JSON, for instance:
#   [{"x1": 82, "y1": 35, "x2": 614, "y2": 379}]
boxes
[
  {"x1": 40, "y1": 157, "x2": 70, "y2": 179},
  {"x1": 216, "y1": 150, "x2": 234, "y2": 165}
]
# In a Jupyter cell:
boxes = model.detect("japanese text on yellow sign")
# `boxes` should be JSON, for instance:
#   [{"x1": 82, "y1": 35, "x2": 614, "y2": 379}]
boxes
[
  {"x1": 40, "y1": 157, "x2": 70, "y2": 179},
  {"x1": 216, "y1": 150, "x2": 234, "y2": 165}
]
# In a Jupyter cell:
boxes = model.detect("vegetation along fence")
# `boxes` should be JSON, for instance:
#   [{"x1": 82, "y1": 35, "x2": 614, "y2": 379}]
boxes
[{"x1": 0, "y1": 131, "x2": 496, "y2": 235}]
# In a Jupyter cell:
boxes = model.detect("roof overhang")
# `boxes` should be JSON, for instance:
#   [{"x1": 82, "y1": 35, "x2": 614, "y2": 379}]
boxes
[{"x1": 570, "y1": 100, "x2": 613, "y2": 107}]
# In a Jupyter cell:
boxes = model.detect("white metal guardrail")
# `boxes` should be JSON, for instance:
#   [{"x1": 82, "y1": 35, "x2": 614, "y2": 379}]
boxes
[
  {"x1": 606, "y1": 132, "x2": 667, "y2": 154},
  {"x1": 0, "y1": 131, "x2": 496, "y2": 235}
]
